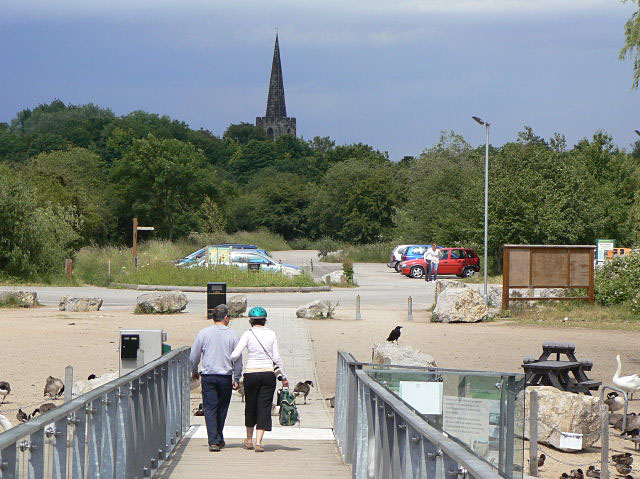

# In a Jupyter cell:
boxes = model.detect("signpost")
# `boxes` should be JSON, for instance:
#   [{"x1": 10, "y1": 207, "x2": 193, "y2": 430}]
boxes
[{"x1": 132, "y1": 217, "x2": 155, "y2": 266}]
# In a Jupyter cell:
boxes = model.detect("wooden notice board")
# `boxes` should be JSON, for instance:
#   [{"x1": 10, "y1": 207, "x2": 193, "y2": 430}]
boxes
[{"x1": 502, "y1": 245, "x2": 595, "y2": 310}]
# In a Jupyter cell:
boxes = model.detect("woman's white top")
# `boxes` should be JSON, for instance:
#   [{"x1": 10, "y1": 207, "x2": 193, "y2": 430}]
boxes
[
  {"x1": 230, "y1": 327, "x2": 286, "y2": 379},
  {"x1": 425, "y1": 248, "x2": 443, "y2": 264}
]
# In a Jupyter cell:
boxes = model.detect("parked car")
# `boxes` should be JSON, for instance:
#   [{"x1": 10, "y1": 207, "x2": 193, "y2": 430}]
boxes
[
  {"x1": 387, "y1": 244, "x2": 412, "y2": 272},
  {"x1": 177, "y1": 246, "x2": 302, "y2": 276},
  {"x1": 399, "y1": 248, "x2": 480, "y2": 279},
  {"x1": 401, "y1": 245, "x2": 432, "y2": 262},
  {"x1": 176, "y1": 244, "x2": 270, "y2": 267}
]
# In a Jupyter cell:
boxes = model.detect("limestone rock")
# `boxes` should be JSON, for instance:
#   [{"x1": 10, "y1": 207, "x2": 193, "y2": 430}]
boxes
[
  {"x1": 523, "y1": 386, "x2": 605, "y2": 451},
  {"x1": 227, "y1": 294, "x2": 247, "y2": 317},
  {"x1": 296, "y1": 300, "x2": 330, "y2": 319},
  {"x1": 432, "y1": 288, "x2": 488, "y2": 323},
  {"x1": 321, "y1": 270, "x2": 346, "y2": 284},
  {"x1": 135, "y1": 292, "x2": 187, "y2": 314},
  {"x1": 434, "y1": 280, "x2": 467, "y2": 299},
  {"x1": 59, "y1": 296, "x2": 103, "y2": 312},
  {"x1": 372, "y1": 342, "x2": 437, "y2": 367},
  {"x1": 0, "y1": 291, "x2": 37, "y2": 307},
  {"x1": 72, "y1": 372, "x2": 119, "y2": 397}
]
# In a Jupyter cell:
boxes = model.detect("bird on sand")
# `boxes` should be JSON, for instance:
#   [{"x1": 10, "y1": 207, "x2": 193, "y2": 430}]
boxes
[
  {"x1": 537, "y1": 453, "x2": 546, "y2": 468},
  {"x1": 616, "y1": 464, "x2": 632, "y2": 476},
  {"x1": 586, "y1": 465, "x2": 600, "y2": 478},
  {"x1": 44, "y1": 376, "x2": 64, "y2": 399},
  {"x1": 613, "y1": 355, "x2": 640, "y2": 399},
  {"x1": 386, "y1": 326, "x2": 403, "y2": 343},
  {"x1": 0, "y1": 381, "x2": 10, "y2": 404}
]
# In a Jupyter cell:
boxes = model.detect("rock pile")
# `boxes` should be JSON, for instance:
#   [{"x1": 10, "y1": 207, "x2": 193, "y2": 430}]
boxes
[
  {"x1": 372, "y1": 342, "x2": 437, "y2": 367},
  {"x1": 59, "y1": 296, "x2": 103, "y2": 312},
  {"x1": 0, "y1": 291, "x2": 37, "y2": 307},
  {"x1": 432, "y1": 287, "x2": 488, "y2": 323},
  {"x1": 135, "y1": 291, "x2": 188, "y2": 314}
]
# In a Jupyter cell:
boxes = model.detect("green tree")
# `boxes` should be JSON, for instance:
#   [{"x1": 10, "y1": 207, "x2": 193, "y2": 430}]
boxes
[
  {"x1": 309, "y1": 159, "x2": 398, "y2": 243},
  {"x1": 198, "y1": 197, "x2": 227, "y2": 234},
  {"x1": 620, "y1": 0, "x2": 640, "y2": 89},
  {"x1": 224, "y1": 123, "x2": 268, "y2": 144},
  {"x1": 111, "y1": 135, "x2": 221, "y2": 240},
  {"x1": 22, "y1": 148, "x2": 114, "y2": 245}
]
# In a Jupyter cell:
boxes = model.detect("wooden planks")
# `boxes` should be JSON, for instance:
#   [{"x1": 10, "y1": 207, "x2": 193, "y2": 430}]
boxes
[{"x1": 155, "y1": 439, "x2": 352, "y2": 478}]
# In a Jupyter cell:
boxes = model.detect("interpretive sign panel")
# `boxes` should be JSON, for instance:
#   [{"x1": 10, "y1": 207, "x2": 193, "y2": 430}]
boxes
[
  {"x1": 399, "y1": 381, "x2": 443, "y2": 415},
  {"x1": 502, "y1": 245, "x2": 595, "y2": 310},
  {"x1": 596, "y1": 239, "x2": 615, "y2": 265}
]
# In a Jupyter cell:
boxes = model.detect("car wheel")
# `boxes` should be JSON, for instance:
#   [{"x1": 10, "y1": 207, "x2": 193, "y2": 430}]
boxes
[
  {"x1": 462, "y1": 267, "x2": 475, "y2": 278},
  {"x1": 394, "y1": 263, "x2": 402, "y2": 272},
  {"x1": 410, "y1": 266, "x2": 425, "y2": 279}
]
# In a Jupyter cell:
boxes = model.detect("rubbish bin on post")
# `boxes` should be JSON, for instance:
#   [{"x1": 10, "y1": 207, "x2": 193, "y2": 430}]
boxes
[{"x1": 207, "y1": 282, "x2": 227, "y2": 319}]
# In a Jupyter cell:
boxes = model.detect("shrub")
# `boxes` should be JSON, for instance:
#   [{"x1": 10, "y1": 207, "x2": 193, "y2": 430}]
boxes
[
  {"x1": 343, "y1": 259, "x2": 354, "y2": 283},
  {"x1": 595, "y1": 253, "x2": 640, "y2": 306}
]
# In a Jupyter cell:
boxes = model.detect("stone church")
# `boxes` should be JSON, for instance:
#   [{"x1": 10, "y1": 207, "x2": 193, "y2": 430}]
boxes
[{"x1": 256, "y1": 35, "x2": 296, "y2": 139}]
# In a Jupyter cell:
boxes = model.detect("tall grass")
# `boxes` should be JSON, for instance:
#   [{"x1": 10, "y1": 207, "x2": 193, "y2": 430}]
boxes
[
  {"x1": 120, "y1": 263, "x2": 316, "y2": 287},
  {"x1": 323, "y1": 242, "x2": 395, "y2": 263},
  {"x1": 74, "y1": 240, "x2": 314, "y2": 287}
]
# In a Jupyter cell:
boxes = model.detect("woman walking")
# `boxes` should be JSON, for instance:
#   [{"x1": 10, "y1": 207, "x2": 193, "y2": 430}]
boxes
[{"x1": 231, "y1": 306, "x2": 288, "y2": 452}]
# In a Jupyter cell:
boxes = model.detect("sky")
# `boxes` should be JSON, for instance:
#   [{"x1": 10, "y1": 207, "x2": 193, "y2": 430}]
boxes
[{"x1": 1, "y1": 0, "x2": 638, "y2": 160}]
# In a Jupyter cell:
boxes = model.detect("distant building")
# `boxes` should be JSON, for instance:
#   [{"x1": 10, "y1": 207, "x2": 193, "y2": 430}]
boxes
[{"x1": 256, "y1": 35, "x2": 296, "y2": 139}]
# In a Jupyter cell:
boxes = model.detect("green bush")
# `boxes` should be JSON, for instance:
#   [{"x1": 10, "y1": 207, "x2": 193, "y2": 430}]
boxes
[
  {"x1": 343, "y1": 259, "x2": 354, "y2": 283},
  {"x1": 595, "y1": 253, "x2": 640, "y2": 307}
]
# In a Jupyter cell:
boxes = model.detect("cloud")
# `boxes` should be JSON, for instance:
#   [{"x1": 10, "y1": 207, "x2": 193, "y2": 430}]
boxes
[{"x1": 3, "y1": 0, "x2": 620, "y2": 20}]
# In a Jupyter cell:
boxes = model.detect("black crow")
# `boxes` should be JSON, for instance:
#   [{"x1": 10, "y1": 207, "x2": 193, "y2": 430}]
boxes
[
  {"x1": 87, "y1": 374, "x2": 97, "y2": 380},
  {"x1": 386, "y1": 326, "x2": 403, "y2": 343}
]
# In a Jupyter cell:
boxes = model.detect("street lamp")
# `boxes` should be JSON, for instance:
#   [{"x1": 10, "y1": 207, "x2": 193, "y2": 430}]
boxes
[
  {"x1": 472, "y1": 116, "x2": 490, "y2": 305},
  {"x1": 635, "y1": 130, "x2": 640, "y2": 137}
]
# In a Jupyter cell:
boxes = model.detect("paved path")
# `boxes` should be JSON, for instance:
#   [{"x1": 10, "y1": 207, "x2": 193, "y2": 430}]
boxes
[{"x1": 156, "y1": 308, "x2": 351, "y2": 478}]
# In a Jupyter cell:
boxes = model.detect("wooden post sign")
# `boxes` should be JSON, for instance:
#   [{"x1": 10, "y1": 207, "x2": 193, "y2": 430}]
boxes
[
  {"x1": 502, "y1": 245, "x2": 595, "y2": 310},
  {"x1": 132, "y1": 217, "x2": 155, "y2": 266}
]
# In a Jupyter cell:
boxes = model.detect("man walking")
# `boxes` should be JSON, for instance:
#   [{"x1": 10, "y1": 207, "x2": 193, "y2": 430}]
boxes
[{"x1": 190, "y1": 304, "x2": 242, "y2": 452}]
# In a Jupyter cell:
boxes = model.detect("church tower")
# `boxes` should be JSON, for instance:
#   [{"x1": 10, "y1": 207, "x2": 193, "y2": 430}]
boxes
[{"x1": 256, "y1": 35, "x2": 296, "y2": 139}]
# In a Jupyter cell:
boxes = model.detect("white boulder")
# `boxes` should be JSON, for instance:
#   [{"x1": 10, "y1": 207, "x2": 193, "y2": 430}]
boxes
[
  {"x1": 372, "y1": 342, "x2": 437, "y2": 367},
  {"x1": 0, "y1": 291, "x2": 37, "y2": 307},
  {"x1": 59, "y1": 296, "x2": 103, "y2": 312},
  {"x1": 523, "y1": 386, "x2": 605, "y2": 451},
  {"x1": 321, "y1": 270, "x2": 346, "y2": 284},
  {"x1": 296, "y1": 300, "x2": 330, "y2": 319},
  {"x1": 227, "y1": 294, "x2": 247, "y2": 317},
  {"x1": 135, "y1": 291, "x2": 187, "y2": 314},
  {"x1": 432, "y1": 287, "x2": 488, "y2": 323}
]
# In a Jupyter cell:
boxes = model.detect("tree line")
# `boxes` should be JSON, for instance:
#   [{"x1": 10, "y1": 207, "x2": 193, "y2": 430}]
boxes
[{"x1": 1, "y1": 100, "x2": 639, "y2": 279}]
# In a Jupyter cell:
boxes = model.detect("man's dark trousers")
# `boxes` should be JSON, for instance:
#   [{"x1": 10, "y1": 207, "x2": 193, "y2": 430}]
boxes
[{"x1": 201, "y1": 374, "x2": 233, "y2": 445}]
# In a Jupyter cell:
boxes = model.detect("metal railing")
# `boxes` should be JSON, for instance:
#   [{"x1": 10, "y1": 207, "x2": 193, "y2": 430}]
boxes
[
  {"x1": 335, "y1": 351, "x2": 517, "y2": 479},
  {"x1": 0, "y1": 346, "x2": 191, "y2": 479}
]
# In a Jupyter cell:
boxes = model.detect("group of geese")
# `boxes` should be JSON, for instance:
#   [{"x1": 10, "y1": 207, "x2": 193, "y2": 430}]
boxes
[{"x1": 0, "y1": 376, "x2": 66, "y2": 432}]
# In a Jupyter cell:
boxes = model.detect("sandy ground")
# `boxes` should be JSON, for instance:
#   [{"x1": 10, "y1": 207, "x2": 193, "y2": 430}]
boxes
[
  {"x1": 2, "y1": 304, "x2": 640, "y2": 478},
  {"x1": 307, "y1": 308, "x2": 640, "y2": 478}
]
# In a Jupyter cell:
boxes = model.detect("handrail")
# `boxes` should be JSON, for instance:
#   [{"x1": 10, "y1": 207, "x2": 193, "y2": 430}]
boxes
[
  {"x1": 334, "y1": 350, "x2": 521, "y2": 479},
  {"x1": 0, "y1": 346, "x2": 191, "y2": 479}
]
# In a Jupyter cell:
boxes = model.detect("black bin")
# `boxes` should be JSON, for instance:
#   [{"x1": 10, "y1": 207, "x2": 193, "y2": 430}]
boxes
[{"x1": 207, "y1": 282, "x2": 227, "y2": 319}]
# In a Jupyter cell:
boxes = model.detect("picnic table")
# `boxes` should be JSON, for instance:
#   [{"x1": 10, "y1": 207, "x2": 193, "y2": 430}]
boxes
[{"x1": 522, "y1": 342, "x2": 601, "y2": 395}]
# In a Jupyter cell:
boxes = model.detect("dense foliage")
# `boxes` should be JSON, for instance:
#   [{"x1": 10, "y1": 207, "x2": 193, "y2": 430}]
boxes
[
  {"x1": 1, "y1": 99, "x2": 640, "y2": 281},
  {"x1": 595, "y1": 253, "x2": 640, "y2": 311}
]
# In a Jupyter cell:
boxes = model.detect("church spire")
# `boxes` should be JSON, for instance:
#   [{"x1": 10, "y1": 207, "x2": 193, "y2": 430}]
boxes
[
  {"x1": 256, "y1": 34, "x2": 296, "y2": 139},
  {"x1": 265, "y1": 34, "x2": 287, "y2": 118}
]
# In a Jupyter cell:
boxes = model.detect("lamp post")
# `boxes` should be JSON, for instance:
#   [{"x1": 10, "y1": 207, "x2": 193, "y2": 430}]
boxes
[{"x1": 472, "y1": 116, "x2": 490, "y2": 305}]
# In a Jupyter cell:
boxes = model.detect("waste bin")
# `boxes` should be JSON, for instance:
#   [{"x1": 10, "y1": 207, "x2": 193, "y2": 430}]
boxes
[{"x1": 207, "y1": 282, "x2": 227, "y2": 319}]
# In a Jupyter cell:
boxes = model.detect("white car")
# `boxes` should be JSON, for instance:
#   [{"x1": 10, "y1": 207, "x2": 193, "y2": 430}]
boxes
[
  {"x1": 387, "y1": 245, "x2": 412, "y2": 272},
  {"x1": 229, "y1": 251, "x2": 302, "y2": 277}
]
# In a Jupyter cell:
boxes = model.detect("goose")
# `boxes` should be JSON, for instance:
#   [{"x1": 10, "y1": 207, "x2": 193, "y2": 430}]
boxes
[
  {"x1": 44, "y1": 376, "x2": 64, "y2": 399},
  {"x1": 613, "y1": 355, "x2": 640, "y2": 399},
  {"x1": 0, "y1": 381, "x2": 10, "y2": 404},
  {"x1": 16, "y1": 409, "x2": 28, "y2": 423},
  {"x1": 293, "y1": 380, "x2": 314, "y2": 404},
  {"x1": 0, "y1": 414, "x2": 12, "y2": 432},
  {"x1": 604, "y1": 391, "x2": 625, "y2": 412},
  {"x1": 586, "y1": 466, "x2": 600, "y2": 479}
]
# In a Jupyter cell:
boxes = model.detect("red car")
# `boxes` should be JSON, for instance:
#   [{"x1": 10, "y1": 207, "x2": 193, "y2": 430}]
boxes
[{"x1": 399, "y1": 248, "x2": 480, "y2": 279}]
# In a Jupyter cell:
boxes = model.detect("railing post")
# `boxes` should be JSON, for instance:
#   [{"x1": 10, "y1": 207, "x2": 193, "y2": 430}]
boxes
[
  {"x1": 70, "y1": 408, "x2": 87, "y2": 479},
  {"x1": 1, "y1": 443, "x2": 18, "y2": 479},
  {"x1": 355, "y1": 295, "x2": 362, "y2": 321},
  {"x1": 407, "y1": 296, "x2": 413, "y2": 321},
  {"x1": 601, "y1": 409, "x2": 609, "y2": 479},
  {"x1": 64, "y1": 366, "x2": 73, "y2": 403},
  {"x1": 529, "y1": 390, "x2": 538, "y2": 477}
]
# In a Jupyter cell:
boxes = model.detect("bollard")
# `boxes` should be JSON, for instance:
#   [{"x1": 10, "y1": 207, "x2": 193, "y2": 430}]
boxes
[
  {"x1": 108, "y1": 259, "x2": 111, "y2": 281},
  {"x1": 407, "y1": 296, "x2": 413, "y2": 321},
  {"x1": 529, "y1": 391, "x2": 538, "y2": 477},
  {"x1": 601, "y1": 409, "x2": 609, "y2": 479},
  {"x1": 64, "y1": 365, "x2": 73, "y2": 403},
  {"x1": 355, "y1": 295, "x2": 362, "y2": 320},
  {"x1": 310, "y1": 259, "x2": 313, "y2": 272}
]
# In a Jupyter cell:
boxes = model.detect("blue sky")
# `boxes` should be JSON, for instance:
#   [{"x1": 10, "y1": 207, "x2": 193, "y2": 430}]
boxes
[{"x1": 1, "y1": 0, "x2": 637, "y2": 160}]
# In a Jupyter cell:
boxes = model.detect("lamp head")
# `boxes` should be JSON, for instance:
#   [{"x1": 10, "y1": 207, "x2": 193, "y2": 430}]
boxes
[
  {"x1": 635, "y1": 130, "x2": 640, "y2": 137},
  {"x1": 472, "y1": 116, "x2": 489, "y2": 127}
]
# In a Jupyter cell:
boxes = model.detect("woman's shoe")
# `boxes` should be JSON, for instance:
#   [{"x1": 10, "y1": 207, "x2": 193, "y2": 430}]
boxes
[
  {"x1": 255, "y1": 444, "x2": 265, "y2": 453},
  {"x1": 243, "y1": 439, "x2": 254, "y2": 450}
]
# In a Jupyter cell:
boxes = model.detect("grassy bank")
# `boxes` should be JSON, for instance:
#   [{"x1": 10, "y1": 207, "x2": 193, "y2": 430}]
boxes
[
  {"x1": 323, "y1": 242, "x2": 394, "y2": 263},
  {"x1": 508, "y1": 303, "x2": 640, "y2": 331},
  {"x1": 74, "y1": 237, "x2": 313, "y2": 288}
]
